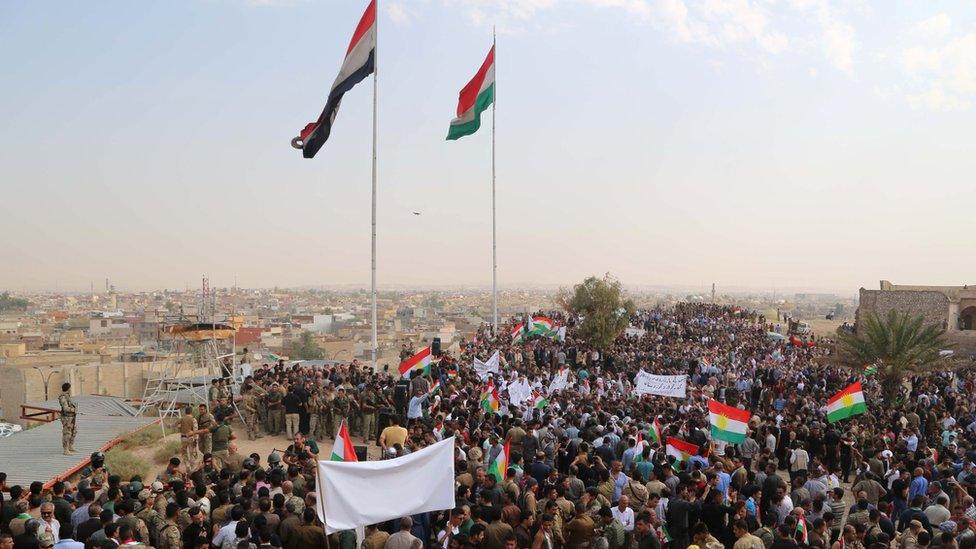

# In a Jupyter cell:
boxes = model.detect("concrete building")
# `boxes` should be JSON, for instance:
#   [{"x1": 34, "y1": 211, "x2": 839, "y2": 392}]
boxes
[{"x1": 857, "y1": 280, "x2": 976, "y2": 352}]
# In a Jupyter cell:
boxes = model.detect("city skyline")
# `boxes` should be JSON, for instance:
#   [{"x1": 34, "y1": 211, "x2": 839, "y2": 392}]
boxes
[{"x1": 2, "y1": 1, "x2": 974, "y2": 294}]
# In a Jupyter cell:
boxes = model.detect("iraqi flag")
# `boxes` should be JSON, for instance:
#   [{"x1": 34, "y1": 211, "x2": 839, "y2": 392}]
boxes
[
  {"x1": 331, "y1": 420, "x2": 358, "y2": 462},
  {"x1": 446, "y1": 45, "x2": 495, "y2": 140},
  {"x1": 291, "y1": 0, "x2": 376, "y2": 158}
]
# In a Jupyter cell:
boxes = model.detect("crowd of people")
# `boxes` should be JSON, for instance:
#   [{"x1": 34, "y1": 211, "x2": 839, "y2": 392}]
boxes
[{"x1": 4, "y1": 302, "x2": 976, "y2": 549}]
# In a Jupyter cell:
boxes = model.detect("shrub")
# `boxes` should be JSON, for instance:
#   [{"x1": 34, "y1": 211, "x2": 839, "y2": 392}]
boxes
[
  {"x1": 153, "y1": 440, "x2": 182, "y2": 464},
  {"x1": 119, "y1": 424, "x2": 164, "y2": 450},
  {"x1": 104, "y1": 448, "x2": 150, "y2": 481}
]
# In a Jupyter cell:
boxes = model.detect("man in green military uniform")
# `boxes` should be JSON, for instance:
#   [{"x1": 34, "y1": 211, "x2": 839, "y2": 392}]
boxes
[
  {"x1": 266, "y1": 383, "x2": 283, "y2": 436},
  {"x1": 156, "y1": 503, "x2": 182, "y2": 549},
  {"x1": 319, "y1": 385, "x2": 335, "y2": 440},
  {"x1": 210, "y1": 412, "x2": 234, "y2": 469},
  {"x1": 306, "y1": 389, "x2": 322, "y2": 440},
  {"x1": 208, "y1": 379, "x2": 221, "y2": 407},
  {"x1": 241, "y1": 386, "x2": 261, "y2": 441},
  {"x1": 136, "y1": 490, "x2": 161, "y2": 548},
  {"x1": 196, "y1": 404, "x2": 215, "y2": 455},
  {"x1": 58, "y1": 382, "x2": 77, "y2": 455},
  {"x1": 332, "y1": 386, "x2": 354, "y2": 440},
  {"x1": 360, "y1": 385, "x2": 381, "y2": 442},
  {"x1": 178, "y1": 406, "x2": 204, "y2": 468}
]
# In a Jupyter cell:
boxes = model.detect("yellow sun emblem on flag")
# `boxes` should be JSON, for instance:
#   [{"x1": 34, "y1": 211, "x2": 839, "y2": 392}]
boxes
[
  {"x1": 841, "y1": 394, "x2": 855, "y2": 407},
  {"x1": 717, "y1": 415, "x2": 729, "y2": 429}
]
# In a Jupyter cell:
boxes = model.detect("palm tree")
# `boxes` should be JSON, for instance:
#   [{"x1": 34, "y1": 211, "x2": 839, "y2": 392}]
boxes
[{"x1": 836, "y1": 310, "x2": 951, "y2": 401}]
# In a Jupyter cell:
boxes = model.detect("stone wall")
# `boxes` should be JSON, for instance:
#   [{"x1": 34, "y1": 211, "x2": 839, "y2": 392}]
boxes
[{"x1": 857, "y1": 288, "x2": 951, "y2": 329}]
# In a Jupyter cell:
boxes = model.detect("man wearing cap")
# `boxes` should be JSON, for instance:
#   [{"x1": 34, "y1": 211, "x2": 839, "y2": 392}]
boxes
[
  {"x1": 58, "y1": 382, "x2": 77, "y2": 456},
  {"x1": 135, "y1": 491, "x2": 161, "y2": 548}
]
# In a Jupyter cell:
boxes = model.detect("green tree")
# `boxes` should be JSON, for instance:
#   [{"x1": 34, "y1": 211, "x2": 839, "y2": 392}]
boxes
[
  {"x1": 836, "y1": 310, "x2": 951, "y2": 400},
  {"x1": 0, "y1": 292, "x2": 29, "y2": 312},
  {"x1": 558, "y1": 274, "x2": 635, "y2": 350},
  {"x1": 287, "y1": 331, "x2": 325, "y2": 360}
]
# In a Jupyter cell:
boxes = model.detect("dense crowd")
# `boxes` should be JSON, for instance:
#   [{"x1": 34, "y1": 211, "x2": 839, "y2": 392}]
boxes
[{"x1": 4, "y1": 302, "x2": 976, "y2": 549}]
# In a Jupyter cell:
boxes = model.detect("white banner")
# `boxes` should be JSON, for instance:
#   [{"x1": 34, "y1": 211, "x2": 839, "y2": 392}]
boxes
[
  {"x1": 549, "y1": 368, "x2": 570, "y2": 393},
  {"x1": 508, "y1": 379, "x2": 533, "y2": 405},
  {"x1": 473, "y1": 351, "x2": 500, "y2": 380},
  {"x1": 634, "y1": 373, "x2": 687, "y2": 398},
  {"x1": 316, "y1": 437, "x2": 456, "y2": 533}
]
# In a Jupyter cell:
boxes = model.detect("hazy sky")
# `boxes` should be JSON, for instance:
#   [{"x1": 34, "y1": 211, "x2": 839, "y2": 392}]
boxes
[{"x1": 2, "y1": 0, "x2": 974, "y2": 294}]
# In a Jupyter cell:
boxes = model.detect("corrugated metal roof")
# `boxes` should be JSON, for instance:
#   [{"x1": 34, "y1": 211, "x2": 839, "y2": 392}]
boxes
[
  {"x1": 0, "y1": 415, "x2": 157, "y2": 487},
  {"x1": 25, "y1": 395, "x2": 140, "y2": 417}
]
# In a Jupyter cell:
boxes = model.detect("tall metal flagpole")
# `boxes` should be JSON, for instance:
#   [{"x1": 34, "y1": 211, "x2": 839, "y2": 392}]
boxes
[
  {"x1": 491, "y1": 27, "x2": 498, "y2": 336},
  {"x1": 371, "y1": 0, "x2": 379, "y2": 367}
]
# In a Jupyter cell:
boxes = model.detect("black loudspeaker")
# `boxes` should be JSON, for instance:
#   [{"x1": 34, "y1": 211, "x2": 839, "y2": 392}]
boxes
[
  {"x1": 354, "y1": 445, "x2": 368, "y2": 461},
  {"x1": 394, "y1": 380, "x2": 410, "y2": 413},
  {"x1": 377, "y1": 408, "x2": 395, "y2": 441},
  {"x1": 432, "y1": 337, "x2": 442, "y2": 356}
]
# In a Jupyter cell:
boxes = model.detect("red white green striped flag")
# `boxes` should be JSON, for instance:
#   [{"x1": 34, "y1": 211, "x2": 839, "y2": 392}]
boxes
[
  {"x1": 826, "y1": 382, "x2": 867, "y2": 423},
  {"x1": 647, "y1": 417, "x2": 664, "y2": 446},
  {"x1": 708, "y1": 399, "x2": 751, "y2": 444},
  {"x1": 531, "y1": 390, "x2": 549, "y2": 410},
  {"x1": 428, "y1": 380, "x2": 442, "y2": 396},
  {"x1": 487, "y1": 440, "x2": 509, "y2": 481},
  {"x1": 795, "y1": 514, "x2": 809, "y2": 544},
  {"x1": 446, "y1": 45, "x2": 495, "y2": 140},
  {"x1": 330, "y1": 420, "x2": 358, "y2": 462},
  {"x1": 666, "y1": 437, "x2": 698, "y2": 468},
  {"x1": 398, "y1": 346, "x2": 432, "y2": 376},
  {"x1": 481, "y1": 384, "x2": 500, "y2": 414},
  {"x1": 511, "y1": 322, "x2": 525, "y2": 344}
]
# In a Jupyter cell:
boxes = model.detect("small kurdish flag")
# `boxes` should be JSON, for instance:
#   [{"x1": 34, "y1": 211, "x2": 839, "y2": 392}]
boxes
[
  {"x1": 864, "y1": 364, "x2": 878, "y2": 377},
  {"x1": 826, "y1": 381, "x2": 867, "y2": 423},
  {"x1": 531, "y1": 316, "x2": 556, "y2": 335},
  {"x1": 795, "y1": 514, "x2": 809, "y2": 544},
  {"x1": 647, "y1": 417, "x2": 664, "y2": 446},
  {"x1": 447, "y1": 369, "x2": 459, "y2": 379},
  {"x1": 708, "y1": 399, "x2": 751, "y2": 444},
  {"x1": 398, "y1": 346, "x2": 432, "y2": 376},
  {"x1": 428, "y1": 380, "x2": 442, "y2": 396},
  {"x1": 487, "y1": 440, "x2": 510, "y2": 482},
  {"x1": 481, "y1": 384, "x2": 500, "y2": 414},
  {"x1": 330, "y1": 420, "x2": 358, "y2": 462},
  {"x1": 531, "y1": 390, "x2": 549, "y2": 410},
  {"x1": 511, "y1": 323, "x2": 526, "y2": 344},
  {"x1": 665, "y1": 437, "x2": 698, "y2": 468}
]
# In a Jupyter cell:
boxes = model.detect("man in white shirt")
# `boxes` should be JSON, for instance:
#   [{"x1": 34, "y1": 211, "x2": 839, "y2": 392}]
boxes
[
  {"x1": 612, "y1": 495, "x2": 635, "y2": 532},
  {"x1": 39, "y1": 503, "x2": 61, "y2": 544},
  {"x1": 211, "y1": 506, "x2": 244, "y2": 548}
]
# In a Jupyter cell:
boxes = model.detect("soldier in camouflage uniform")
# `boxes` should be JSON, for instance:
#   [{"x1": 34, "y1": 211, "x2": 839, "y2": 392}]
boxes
[
  {"x1": 178, "y1": 406, "x2": 205, "y2": 468},
  {"x1": 117, "y1": 499, "x2": 151, "y2": 545},
  {"x1": 332, "y1": 386, "x2": 356, "y2": 439},
  {"x1": 266, "y1": 383, "x2": 284, "y2": 436},
  {"x1": 58, "y1": 382, "x2": 77, "y2": 455},
  {"x1": 208, "y1": 379, "x2": 221, "y2": 407},
  {"x1": 241, "y1": 387, "x2": 261, "y2": 441},
  {"x1": 359, "y1": 385, "x2": 381, "y2": 442},
  {"x1": 196, "y1": 404, "x2": 215, "y2": 455},
  {"x1": 306, "y1": 389, "x2": 321, "y2": 440},
  {"x1": 156, "y1": 503, "x2": 182, "y2": 549},
  {"x1": 136, "y1": 491, "x2": 162, "y2": 548},
  {"x1": 320, "y1": 385, "x2": 336, "y2": 439},
  {"x1": 218, "y1": 377, "x2": 233, "y2": 402}
]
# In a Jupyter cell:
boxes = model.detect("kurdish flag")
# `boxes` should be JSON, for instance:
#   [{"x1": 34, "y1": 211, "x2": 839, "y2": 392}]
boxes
[
  {"x1": 487, "y1": 440, "x2": 510, "y2": 481},
  {"x1": 531, "y1": 390, "x2": 549, "y2": 410},
  {"x1": 864, "y1": 364, "x2": 878, "y2": 377},
  {"x1": 481, "y1": 384, "x2": 500, "y2": 414},
  {"x1": 647, "y1": 417, "x2": 664, "y2": 446},
  {"x1": 708, "y1": 399, "x2": 751, "y2": 444},
  {"x1": 827, "y1": 382, "x2": 867, "y2": 423},
  {"x1": 447, "y1": 45, "x2": 495, "y2": 140},
  {"x1": 795, "y1": 514, "x2": 809, "y2": 544},
  {"x1": 292, "y1": 0, "x2": 376, "y2": 158},
  {"x1": 511, "y1": 322, "x2": 526, "y2": 343},
  {"x1": 428, "y1": 380, "x2": 442, "y2": 396},
  {"x1": 330, "y1": 420, "x2": 358, "y2": 462},
  {"x1": 666, "y1": 437, "x2": 698, "y2": 467},
  {"x1": 531, "y1": 316, "x2": 556, "y2": 335},
  {"x1": 398, "y1": 346, "x2": 432, "y2": 376}
]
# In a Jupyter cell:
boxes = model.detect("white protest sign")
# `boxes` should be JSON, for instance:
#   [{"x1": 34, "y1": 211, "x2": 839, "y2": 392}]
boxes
[
  {"x1": 473, "y1": 351, "x2": 500, "y2": 380},
  {"x1": 634, "y1": 373, "x2": 687, "y2": 398}
]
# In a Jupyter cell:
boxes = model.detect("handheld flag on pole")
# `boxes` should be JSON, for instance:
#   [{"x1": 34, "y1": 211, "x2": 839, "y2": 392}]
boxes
[
  {"x1": 330, "y1": 420, "x2": 358, "y2": 462},
  {"x1": 398, "y1": 346, "x2": 432, "y2": 377},
  {"x1": 826, "y1": 382, "x2": 867, "y2": 423},
  {"x1": 447, "y1": 45, "x2": 495, "y2": 140},
  {"x1": 708, "y1": 399, "x2": 751, "y2": 444},
  {"x1": 291, "y1": 0, "x2": 376, "y2": 158},
  {"x1": 665, "y1": 437, "x2": 698, "y2": 470}
]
